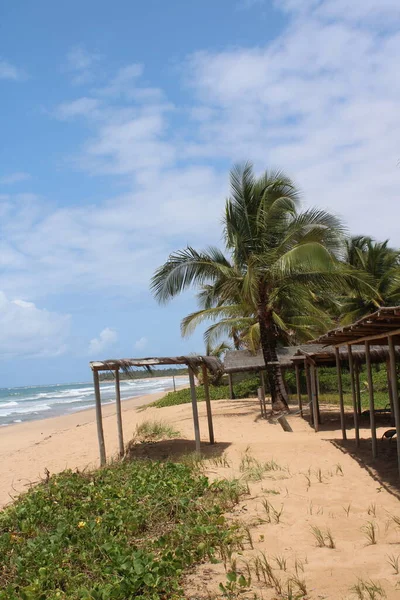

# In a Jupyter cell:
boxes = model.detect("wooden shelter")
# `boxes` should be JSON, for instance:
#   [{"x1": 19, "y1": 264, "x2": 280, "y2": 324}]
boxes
[
  {"x1": 310, "y1": 307, "x2": 400, "y2": 477},
  {"x1": 89, "y1": 355, "x2": 222, "y2": 466}
]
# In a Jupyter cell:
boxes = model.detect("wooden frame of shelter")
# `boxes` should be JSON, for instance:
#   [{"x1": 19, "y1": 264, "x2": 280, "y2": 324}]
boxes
[
  {"x1": 89, "y1": 355, "x2": 222, "y2": 466},
  {"x1": 311, "y1": 307, "x2": 400, "y2": 477},
  {"x1": 291, "y1": 344, "x2": 400, "y2": 435}
]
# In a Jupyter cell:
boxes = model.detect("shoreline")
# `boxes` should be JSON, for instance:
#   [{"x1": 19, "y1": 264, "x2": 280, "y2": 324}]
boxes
[
  {"x1": 0, "y1": 382, "x2": 188, "y2": 508},
  {"x1": 0, "y1": 374, "x2": 188, "y2": 430}
]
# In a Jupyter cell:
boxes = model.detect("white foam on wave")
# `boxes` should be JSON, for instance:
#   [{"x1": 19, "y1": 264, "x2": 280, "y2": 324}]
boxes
[
  {"x1": 0, "y1": 403, "x2": 51, "y2": 418},
  {"x1": 0, "y1": 401, "x2": 18, "y2": 409}
]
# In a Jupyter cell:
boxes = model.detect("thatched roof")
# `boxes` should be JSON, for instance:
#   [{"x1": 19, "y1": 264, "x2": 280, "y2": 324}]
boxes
[
  {"x1": 311, "y1": 306, "x2": 400, "y2": 346},
  {"x1": 90, "y1": 355, "x2": 222, "y2": 375},
  {"x1": 224, "y1": 345, "x2": 325, "y2": 373},
  {"x1": 292, "y1": 344, "x2": 400, "y2": 367}
]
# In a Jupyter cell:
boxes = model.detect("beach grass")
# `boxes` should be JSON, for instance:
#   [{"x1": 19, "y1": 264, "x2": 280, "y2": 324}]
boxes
[{"x1": 0, "y1": 459, "x2": 243, "y2": 599}]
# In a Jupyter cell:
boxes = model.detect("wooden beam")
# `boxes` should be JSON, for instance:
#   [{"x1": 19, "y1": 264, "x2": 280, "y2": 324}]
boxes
[
  {"x1": 310, "y1": 364, "x2": 319, "y2": 432},
  {"x1": 335, "y1": 347, "x2": 347, "y2": 441},
  {"x1": 188, "y1": 367, "x2": 201, "y2": 453},
  {"x1": 260, "y1": 371, "x2": 266, "y2": 395},
  {"x1": 114, "y1": 370, "x2": 124, "y2": 458},
  {"x1": 388, "y1": 336, "x2": 400, "y2": 478},
  {"x1": 295, "y1": 363, "x2": 303, "y2": 417},
  {"x1": 365, "y1": 341, "x2": 377, "y2": 459},
  {"x1": 348, "y1": 344, "x2": 360, "y2": 447},
  {"x1": 202, "y1": 364, "x2": 215, "y2": 445},
  {"x1": 386, "y1": 357, "x2": 395, "y2": 427},
  {"x1": 355, "y1": 361, "x2": 362, "y2": 417},
  {"x1": 331, "y1": 326, "x2": 400, "y2": 347},
  {"x1": 228, "y1": 373, "x2": 235, "y2": 399},
  {"x1": 93, "y1": 369, "x2": 106, "y2": 466}
]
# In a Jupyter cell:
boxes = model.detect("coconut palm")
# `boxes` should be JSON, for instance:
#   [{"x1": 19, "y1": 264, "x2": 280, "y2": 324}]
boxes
[
  {"x1": 340, "y1": 236, "x2": 400, "y2": 324},
  {"x1": 151, "y1": 163, "x2": 346, "y2": 411}
]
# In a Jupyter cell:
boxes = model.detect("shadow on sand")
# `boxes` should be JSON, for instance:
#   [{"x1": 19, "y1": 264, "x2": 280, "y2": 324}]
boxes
[
  {"x1": 125, "y1": 438, "x2": 231, "y2": 462},
  {"x1": 308, "y1": 406, "x2": 400, "y2": 498}
]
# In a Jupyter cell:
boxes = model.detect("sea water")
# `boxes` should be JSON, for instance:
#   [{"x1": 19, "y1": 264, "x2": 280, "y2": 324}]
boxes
[{"x1": 0, "y1": 376, "x2": 188, "y2": 427}]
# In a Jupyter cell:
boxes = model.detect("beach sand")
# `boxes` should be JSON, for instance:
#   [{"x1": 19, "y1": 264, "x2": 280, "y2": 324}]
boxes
[{"x1": 1, "y1": 394, "x2": 400, "y2": 597}]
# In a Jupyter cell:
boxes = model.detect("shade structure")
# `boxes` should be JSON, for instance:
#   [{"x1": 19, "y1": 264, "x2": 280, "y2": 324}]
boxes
[
  {"x1": 89, "y1": 355, "x2": 222, "y2": 466},
  {"x1": 309, "y1": 307, "x2": 400, "y2": 478}
]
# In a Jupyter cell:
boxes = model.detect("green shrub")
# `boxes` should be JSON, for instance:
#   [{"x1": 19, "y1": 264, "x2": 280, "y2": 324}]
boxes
[
  {"x1": 0, "y1": 460, "x2": 241, "y2": 599},
  {"x1": 151, "y1": 376, "x2": 261, "y2": 408}
]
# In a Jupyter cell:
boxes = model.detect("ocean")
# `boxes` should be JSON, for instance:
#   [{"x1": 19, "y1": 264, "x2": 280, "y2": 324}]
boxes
[{"x1": 0, "y1": 376, "x2": 188, "y2": 427}]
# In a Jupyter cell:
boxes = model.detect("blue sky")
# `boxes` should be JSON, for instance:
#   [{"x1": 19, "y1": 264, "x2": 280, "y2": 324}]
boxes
[{"x1": 1, "y1": 0, "x2": 400, "y2": 386}]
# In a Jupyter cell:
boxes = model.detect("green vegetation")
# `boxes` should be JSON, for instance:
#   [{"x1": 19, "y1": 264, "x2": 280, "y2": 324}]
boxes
[
  {"x1": 150, "y1": 376, "x2": 260, "y2": 408},
  {"x1": 152, "y1": 163, "x2": 349, "y2": 411},
  {"x1": 0, "y1": 460, "x2": 243, "y2": 599},
  {"x1": 132, "y1": 420, "x2": 180, "y2": 443}
]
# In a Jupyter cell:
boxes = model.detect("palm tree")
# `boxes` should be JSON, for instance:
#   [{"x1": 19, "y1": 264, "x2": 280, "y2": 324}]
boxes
[
  {"x1": 340, "y1": 236, "x2": 400, "y2": 324},
  {"x1": 151, "y1": 163, "x2": 345, "y2": 411}
]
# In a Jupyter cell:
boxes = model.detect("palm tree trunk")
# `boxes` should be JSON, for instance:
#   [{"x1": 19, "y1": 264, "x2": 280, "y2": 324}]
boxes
[{"x1": 257, "y1": 302, "x2": 289, "y2": 412}]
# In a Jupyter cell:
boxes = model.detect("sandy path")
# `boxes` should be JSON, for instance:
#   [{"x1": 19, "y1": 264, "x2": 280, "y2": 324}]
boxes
[{"x1": 1, "y1": 393, "x2": 400, "y2": 597}]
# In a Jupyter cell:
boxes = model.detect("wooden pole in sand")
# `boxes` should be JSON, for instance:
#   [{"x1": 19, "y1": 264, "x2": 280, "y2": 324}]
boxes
[
  {"x1": 114, "y1": 369, "x2": 124, "y2": 458},
  {"x1": 310, "y1": 363, "x2": 319, "y2": 432},
  {"x1": 335, "y1": 347, "x2": 347, "y2": 441},
  {"x1": 314, "y1": 366, "x2": 321, "y2": 424},
  {"x1": 93, "y1": 369, "x2": 106, "y2": 466},
  {"x1": 388, "y1": 336, "x2": 400, "y2": 478},
  {"x1": 295, "y1": 364, "x2": 302, "y2": 416},
  {"x1": 348, "y1": 344, "x2": 360, "y2": 447},
  {"x1": 355, "y1": 361, "x2": 362, "y2": 417},
  {"x1": 365, "y1": 341, "x2": 377, "y2": 459},
  {"x1": 386, "y1": 356, "x2": 395, "y2": 426},
  {"x1": 305, "y1": 361, "x2": 313, "y2": 425},
  {"x1": 188, "y1": 367, "x2": 201, "y2": 453},
  {"x1": 228, "y1": 373, "x2": 235, "y2": 399},
  {"x1": 202, "y1": 364, "x2": 214, "y2": 445}
]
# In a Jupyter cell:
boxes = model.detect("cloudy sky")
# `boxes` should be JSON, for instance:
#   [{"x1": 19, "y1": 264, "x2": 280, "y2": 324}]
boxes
[{"x1": 1, "y1": 0, "x2": 400, "y2": 386}]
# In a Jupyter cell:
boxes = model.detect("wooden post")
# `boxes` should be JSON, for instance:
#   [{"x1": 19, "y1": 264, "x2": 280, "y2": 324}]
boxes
[
  {"x1": 258, "y1": 387, "x2": 265, "y2": 418},
  {"x1": 172, "y1": 374, "x2": 176, "y2": 392},
  {"x1": 335, "y1": 347, "x2": 347, "y2": 441},
  {"x1": 305, "y1": 361, "x2": 313, "y2": 425},
  {"x1": 228, "y1": 373, "x2": 235, "y2": 399},
  {"x1": 93, "y1": 369, "x2": 106, "y2": 466},
  {"x1": 314, "y1": 366, "x2": 321, "y2": 424},
  {"x1": 388, "y1": 336, "x2": 400, "y2": 478},
  {"x1": 365, "y1": 341, "x2": 377, "y2": 459},
  {"x1": 355, "y1": 361, "x2": 362, "y2": 416},
  {"x1": 310, "y1": 364, "x2": 319, "y2": 432},
  {"x1": 295, "y1": 364, "x2": 303, "y2": 416},
  {"x1": 260, "y1": 371, "x2": 266, "y2": 395},
  {"x1": 386, "y1": 357, "x2": 395, "y2": 426},
  {"x1": 115, "y1": 369, "x2": 124, "y2": 458},
  {"x1": 202, "y1": 364, "x2": 215, "y2": 445},
  {"x1": 188, "y1": 367, "x2": 201, "y2": 453},
  {"x1": 348, "y1": 344, "x2": 360, "y2": 447}
]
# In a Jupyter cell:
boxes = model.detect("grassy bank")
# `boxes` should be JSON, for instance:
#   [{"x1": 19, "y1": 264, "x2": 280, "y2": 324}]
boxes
[{"x1": 0, "y1": 457, "x2": 242, "y2": 599}]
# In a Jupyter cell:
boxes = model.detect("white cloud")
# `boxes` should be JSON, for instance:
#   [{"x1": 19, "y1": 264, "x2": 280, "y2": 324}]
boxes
[
  {"x1": 0, "y1": 291, "x2": 70, "y2": 358},
  {"x1": 3, "y1": 1, "x2": 400, "y2": 308},
  {"x1": 134, "y1": 336, "x2": 148, "y2": 350},
  {"x1": 184, "y1": 1, "x2": 400, "y2": 243},
  {"x1": 88, "y1": 328, "x2": 118, "y2": 356},
  {"x1": 0, "y1": 172, "x2": 30, "y2": 185},
  {"x1": 0, "y1": 59, "x2": 23, "y2": 81},
  {"x1": 55, "y1": 97, "x2": 101, "y2": 120},
  {"x1": 66, "y1": 45, "x2": 101, "y2": 85},
  {"x1": 98, "y1": 64, "x2": 144, "y2": 98}
]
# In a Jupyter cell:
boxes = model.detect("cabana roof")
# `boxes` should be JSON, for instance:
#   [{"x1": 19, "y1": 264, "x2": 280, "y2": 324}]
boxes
[
  {"x1": 224, "y1": 345, "x2": 325, "y2": 373},
  {"x1": 90, "y1": 355, "x2": 222, "y2": 375},
  {"x1": 311, "y1": 307, "x2": 400, "y2": 346},
  {"x1": 292, "y1": 344, "x2": 400, "y2": 367}
]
